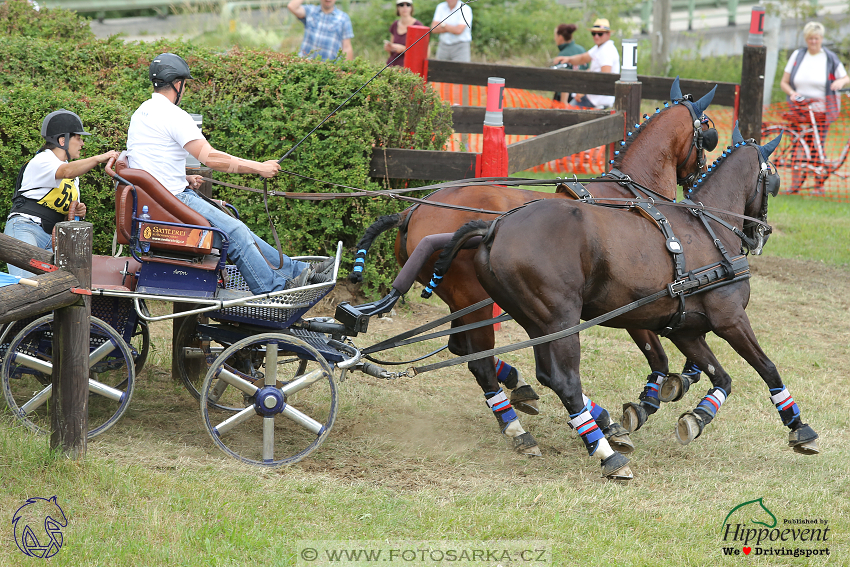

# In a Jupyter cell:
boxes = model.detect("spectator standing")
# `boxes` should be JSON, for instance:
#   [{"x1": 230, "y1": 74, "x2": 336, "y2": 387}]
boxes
[
  {"x1": 551, "y1": 23, "x2": 587, "y2": 103},
  {"x1": 554, "y1": 18, "x2": 620, "y2": 108},
  {"x1": 385, "y1": 0, "x2": 423, "y2": 67},
  {"x1": 779, "y1": 21, "x2": 849, "y2": 192},
  {"x1": 287, "y1": 0, "x2": 354, "y2": 61},
  {"x1": 431, "y1": 0, "x2": 472, "y2": 62}
]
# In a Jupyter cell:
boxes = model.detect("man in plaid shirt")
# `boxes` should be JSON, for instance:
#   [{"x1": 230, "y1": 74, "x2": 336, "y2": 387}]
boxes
[{"x1": 288, "y1": 0, "x2": 354, "y2": 61}]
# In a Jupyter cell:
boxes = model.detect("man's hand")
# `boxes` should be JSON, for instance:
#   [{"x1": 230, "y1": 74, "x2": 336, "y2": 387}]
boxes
[
  {"x1": 67, "y1": 201, "x2": 87, "y2": 220},
  {"x1": 186, "y1": 174, "x2": 204, "y2": 189},
  {"x1": 95, "y1": 150, "x2": 120, "y2": 164},
  {"x1": 258, "y1": 159, "x2": 281, "y2": 178}
]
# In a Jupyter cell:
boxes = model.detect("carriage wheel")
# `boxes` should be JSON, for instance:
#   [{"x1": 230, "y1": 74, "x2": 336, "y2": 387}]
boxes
[
  {"x1": 175, "y1": 315, "x2": 308, "y2": 411},
  {"x1": 761, "y1": 125, "x2": 810, "y2": 191},
  {"x1": 131, "y1": 319, "x2": 150, "y2": 376},
  {"x1": 200, "y1": 333, "x2": 338, "y2": 466},
  {"x1": 1, "y1": 315, "x2": 135, "y2": 438}
]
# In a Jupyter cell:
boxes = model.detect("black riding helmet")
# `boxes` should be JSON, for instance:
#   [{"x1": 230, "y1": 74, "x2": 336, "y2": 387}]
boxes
[
  {"x1": 149, "y1": 53, "x2": 193, "y2": 105},
  {"x1": 41, "y1": 109, "x2": 91, "y2": 161}
]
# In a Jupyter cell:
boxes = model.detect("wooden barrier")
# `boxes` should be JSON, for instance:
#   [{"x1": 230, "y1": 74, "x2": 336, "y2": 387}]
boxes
[{"x1": 0, "y1": 223, "x2": 92, "y2": 459}]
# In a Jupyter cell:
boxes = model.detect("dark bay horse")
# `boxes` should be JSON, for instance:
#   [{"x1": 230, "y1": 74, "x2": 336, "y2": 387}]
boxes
[
  {"x1": 351, "y1": 79, "x2": 718, "y2": 456},
  {"x1": 428, "y1": 125, "x2": 819, "y2": 480}
]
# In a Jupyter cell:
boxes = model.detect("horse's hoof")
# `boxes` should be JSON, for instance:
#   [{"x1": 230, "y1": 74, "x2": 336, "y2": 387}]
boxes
[
  {"x1": 675, "y1": 411, "x2": 704, "y2": 445},
  {"x1": 600, "y1": 452, "x2": 633, "y2": 481},
  {"x1": 510, "y1": 385, "x2": 540, "y2": 416},
  {"x1": 621, "y1": 402, "x2": 647, "y2": 433},
  {"x1": 659, "y1": 373, "x2": 688, "y2": 403},
  {"x1": 512, "y1": 432, "x2": 542, "y2": 457},
  {"x1": 789, "y1": 424, "x2": 819, "y2": 455},
  {"x1": 603, "y1": 422, "x2": 635, "y2": 455}
]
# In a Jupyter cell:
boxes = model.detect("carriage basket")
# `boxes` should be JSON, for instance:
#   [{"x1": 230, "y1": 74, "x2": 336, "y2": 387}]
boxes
[{"x1": 209, "y1": 265, "x2": 335, "y2": 330}]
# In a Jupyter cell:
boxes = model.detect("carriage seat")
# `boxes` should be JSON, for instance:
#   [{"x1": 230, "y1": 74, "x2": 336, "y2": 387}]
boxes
[
  {"x1": 114, "y1": 152, "x2": 214, "y2": 258},
  {"x1": 91, "y1": 255, "x2": 142, "y2": 291}
]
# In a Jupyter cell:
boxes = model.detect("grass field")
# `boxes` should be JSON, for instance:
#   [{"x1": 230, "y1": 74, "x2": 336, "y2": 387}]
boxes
[{"x1": 1, "y1": 201, "x2": 848, "y2": 565}]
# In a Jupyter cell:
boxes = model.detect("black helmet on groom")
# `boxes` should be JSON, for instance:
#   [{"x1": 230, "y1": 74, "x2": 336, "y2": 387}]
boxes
[
  {"x1": 41, "y1": 109, "x2": 91, "y2": 160},
  {"x1": 149, "y1": 53, "x2": 193, "y2": 105}
]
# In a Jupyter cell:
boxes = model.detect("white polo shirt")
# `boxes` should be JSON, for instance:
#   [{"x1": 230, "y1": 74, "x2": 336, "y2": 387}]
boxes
[
  {"x1": 432, "y1": 1, "x2": 472, "y2": 45},
  {"x1": 586, "y1": 39, "x2": 621, "y2": 108},
  {"x1": 127, "y1": 93, "x2": 205, "y2": 195}
]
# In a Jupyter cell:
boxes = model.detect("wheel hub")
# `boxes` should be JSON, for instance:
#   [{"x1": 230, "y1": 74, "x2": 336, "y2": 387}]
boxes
[{"x1": 254, "y1": 386, "x2": 285, "y2": 416}]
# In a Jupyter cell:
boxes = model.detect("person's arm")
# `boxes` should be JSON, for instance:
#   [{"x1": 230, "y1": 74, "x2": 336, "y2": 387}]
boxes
[
  {"x1": 54, "y1": 150, "x2": 119, "y2": 179},
  {"x1": 431, "y1": 20, "x2": 448, "y2": 34},
  {"x1": 184, "y1": 139, "x2": 279, "y2": 178},
  {"x1": 599, "y1": 65, "x2": 612, "y2": 73},
  {"x1": 830, "y1": 74, "x2": 850, "y2": 91},
  {"x1": 780, "y1": 71, "x2": 798, "y2": 98},
  {"x1": 555, "y1": 52, "x2": 591, "y2": 66},
  {"x1": 287, "y1": 0, "x2": 306, "y2": 20},
  {"x1": 342, "y1": 38, "x2": 353, "y2": 60}
]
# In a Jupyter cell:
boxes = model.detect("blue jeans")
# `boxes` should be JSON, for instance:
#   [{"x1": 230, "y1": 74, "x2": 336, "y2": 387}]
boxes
[
  {"x1": 4, "y1": 215, "x2": 52, "y2": 278},
  {"x1": 175, "y1": 190, "x2": 309, "y2": 293}
]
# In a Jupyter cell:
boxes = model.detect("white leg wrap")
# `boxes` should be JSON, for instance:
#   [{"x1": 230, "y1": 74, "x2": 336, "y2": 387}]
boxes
[
  {"x1": 594, "y1": 437, "x2": 615, "y2": 460},
  {"x1": 503, "y1": 419, "x2": 526, "y2": 438}
]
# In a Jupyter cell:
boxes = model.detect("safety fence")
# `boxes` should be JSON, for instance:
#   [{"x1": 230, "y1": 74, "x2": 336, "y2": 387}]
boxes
[{"x1": 761, "y1": 99, "x2": 850, "y2": 202}]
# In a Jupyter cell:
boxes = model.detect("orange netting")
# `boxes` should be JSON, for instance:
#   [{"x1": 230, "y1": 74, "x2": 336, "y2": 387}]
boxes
[{"x1": 761, "y1": 98, "x2": 850, "y2": 202}]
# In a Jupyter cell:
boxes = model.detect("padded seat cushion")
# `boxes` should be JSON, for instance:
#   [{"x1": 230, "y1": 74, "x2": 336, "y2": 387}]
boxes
[{"x1": 114, "y1": 153, "x2": 213, "y2": 256}]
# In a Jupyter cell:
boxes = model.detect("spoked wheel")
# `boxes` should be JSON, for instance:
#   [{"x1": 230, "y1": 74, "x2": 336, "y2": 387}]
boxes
[
  {"x1": 1, "y1": 315, "x2": 135, "y2": 438},
  {"x1": 200, "y1": 333, "x2": 338, "y2": 466},
  {"x1": 131, "y1": 319, "x2": 150, "y2": 376},
  {"x1": 762, "y1": 125, "x2": 810, "y2": 191}
]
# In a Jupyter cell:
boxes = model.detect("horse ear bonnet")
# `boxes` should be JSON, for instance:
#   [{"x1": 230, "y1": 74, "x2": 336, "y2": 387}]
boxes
[
  {"x1": 760, "y1": 132, "x2": 783, "y2": 161},
  {"x1": 670, "y1": 76, "x2": 683, "y2": 100},
  {"x1": 732, "y1": 121, "x2": 745, "y2": 145},
  {"x1": 693, "y1": 85, "x2": 717, "y2": 115}
]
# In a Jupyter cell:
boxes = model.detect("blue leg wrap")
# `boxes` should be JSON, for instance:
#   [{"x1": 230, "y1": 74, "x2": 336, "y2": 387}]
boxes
[
  {"x1": 770, "y1": 386, "x2": 801, "y2": 428},
  {"x1": 695, "y1": 387, "x2": 727, "y2": 424},
  {"x1": 485, "y1": 389, "x2": 517, "y2": 432},
  {"x1": 569, "y1": 409, "x2": 605, "y2": 456},
  {"x1": 420, "y1": 273, "x2": 443, "y2": 299},
  {"x1": 682, "y1": 360, "x2": 702, "y2": 381},
  {"x1": 638, "y1": 371, "x2": 664, "y2": 413}
]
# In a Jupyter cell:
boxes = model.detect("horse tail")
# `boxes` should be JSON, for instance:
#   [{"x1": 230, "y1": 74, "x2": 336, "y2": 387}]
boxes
[
  {"x1": 421, "y1": 219, "x2": 491, "y2": 299},
  {"x1": 348, "y1": 211, "x2": 408, "y2": 283}
]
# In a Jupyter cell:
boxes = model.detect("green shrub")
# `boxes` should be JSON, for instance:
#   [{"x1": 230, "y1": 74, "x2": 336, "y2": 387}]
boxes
[{"x1": 0, "y1": 0, "x2": 453, "y2": 294}]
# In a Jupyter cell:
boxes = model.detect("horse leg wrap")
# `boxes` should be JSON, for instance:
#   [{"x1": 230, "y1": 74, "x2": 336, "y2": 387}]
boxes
[
  {"x1": 495, "y1": 360, "x2": 540, "y2": 415},
  {"x1": 600, "y1": 451, "x2": 633, "y2": 480},
  {"x1": 638, "y1": 371, "x2": 664, "y2": 415},
  {"x1": 682, "y1": 360, "x2": 702, "y2": 383},
  {"x1": 695, "y1": 387, "x2": 727, "y2": 424},
  {"x1": 568, "y1": 409, "x2": 606, "y2": 457},
  {"x1": 584, "y1": 395, "x2": 634, "y2": 454},
  {"x1": 485, "y1": 389, "x2": 519, "y2": 434},
  {"x1": 770, "y1": 387, "x2": 801, "y2": 427}
]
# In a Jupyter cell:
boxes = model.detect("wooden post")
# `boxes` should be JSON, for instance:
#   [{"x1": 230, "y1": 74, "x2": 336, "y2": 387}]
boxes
[
  {"x1": 739, "y1": 7, "x2": 766, "y2": 143},
  {"x1": 651, "y1": 0, "x2": 671, "y2": 76},
  {"x1": 51, "y1": 221, "x2": 92, "y2": 459},
  {"x1": 172, "y1": 166, "x2": 213, "y2": 383},
  {"x1": 614, "y1": 40, "x2": 642, "y2": 170}
]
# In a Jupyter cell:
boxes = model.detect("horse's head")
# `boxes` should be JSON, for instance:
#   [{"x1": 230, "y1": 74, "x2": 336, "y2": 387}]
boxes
[
  {"x1": 670, "y1": 76, "x2": 719, "y2": 187},
  {"x1": 610, "y1": 76, "x2": 718, "y2": 197},
  {"x1": 687, "y1": 122, "x2": 781, "y2": 255}
]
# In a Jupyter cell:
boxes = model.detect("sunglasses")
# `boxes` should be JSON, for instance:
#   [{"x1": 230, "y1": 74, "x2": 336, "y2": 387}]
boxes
[
  {"x1": 398, "y1": 2, "x2": 411, "y2": 6},
  {"x1": 591, "y1": 31, "x2": 608, "y2": 37}
]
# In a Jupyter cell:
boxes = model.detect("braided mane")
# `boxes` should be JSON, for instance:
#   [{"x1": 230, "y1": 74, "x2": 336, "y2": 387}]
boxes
[
  {"x1": 685, "y1": 140, "x2": 749, "y2": 198},
  {"x1": 609, "y1": 99, "x2": 684, "y2": 169}
]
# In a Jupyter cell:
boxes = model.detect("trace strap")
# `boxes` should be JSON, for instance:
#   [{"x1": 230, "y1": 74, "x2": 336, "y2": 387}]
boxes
[{"x1": 411, "y1": 288, "x2": 671, "y2": 376}]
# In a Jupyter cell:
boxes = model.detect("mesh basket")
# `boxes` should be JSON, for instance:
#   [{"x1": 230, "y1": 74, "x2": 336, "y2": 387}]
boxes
[
  {"x1": 91, "y1": 296, "x2": 137, "y2": 344},
  {"x1": 209, "y1": 265, "x2": 334, "y2": 330}
]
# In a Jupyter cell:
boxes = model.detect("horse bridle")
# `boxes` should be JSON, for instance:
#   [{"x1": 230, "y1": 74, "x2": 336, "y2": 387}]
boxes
[
  {"x1": 743, "y1": 143, "x2": 780, "y2": 254},
  {"x1": 675, "y1": 95, "x2": 719, "y2": 188}
]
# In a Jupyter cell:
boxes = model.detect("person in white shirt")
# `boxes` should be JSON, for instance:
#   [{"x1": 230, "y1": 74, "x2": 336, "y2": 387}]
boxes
[
  {"x1": 431, "y1": 0, "x2": 472, "y2": 62},
  {"x1": 4, "y1": 109, "x2": 118, "y2": 277},
  {"x1": 553, "y1": 18, "x2": 620, "y2": 109},
  {"x1": 126, "y1": 53, "x2": 333, "y2": 296},
  {"x1": 779, "y1": 21, "x2": 849, "y2": 192}
]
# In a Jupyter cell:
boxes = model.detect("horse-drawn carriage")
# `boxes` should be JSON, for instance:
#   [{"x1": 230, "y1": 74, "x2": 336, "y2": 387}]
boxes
[{"x1": 1, "y1": 80, "x2": 819, "y2": 480}]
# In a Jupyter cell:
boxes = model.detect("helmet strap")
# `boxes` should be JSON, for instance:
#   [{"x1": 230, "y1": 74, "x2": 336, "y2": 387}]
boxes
[{"x1": 171, "y1": 79, "x2": 185, "y2": 106}]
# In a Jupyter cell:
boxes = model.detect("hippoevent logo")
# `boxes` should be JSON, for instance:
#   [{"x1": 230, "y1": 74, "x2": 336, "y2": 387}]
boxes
[
  {"x1": 720, "y1": 498, "x2": 830, "y2": 558},
  {"x1": 12, "y1": 496, "x2": 67, "y2": 558}
]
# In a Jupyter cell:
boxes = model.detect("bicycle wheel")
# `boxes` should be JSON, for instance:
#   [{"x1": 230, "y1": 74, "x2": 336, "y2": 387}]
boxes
[{"x1": 762, "y1": 125, "x2": 810, "y2": 192}]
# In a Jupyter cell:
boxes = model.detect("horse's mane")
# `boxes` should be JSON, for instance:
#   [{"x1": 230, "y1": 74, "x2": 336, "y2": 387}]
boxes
[
  {"x1": 609, "y1": 100, "x2": 683, "y2": 169},
  {"x1": 686, "y1": 140, "x2": 749, "y2": 198}
]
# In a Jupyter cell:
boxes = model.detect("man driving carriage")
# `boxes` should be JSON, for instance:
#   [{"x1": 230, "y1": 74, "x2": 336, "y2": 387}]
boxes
[{"x1": 126, "y1": 53, "x2": 334, "y2": 298}]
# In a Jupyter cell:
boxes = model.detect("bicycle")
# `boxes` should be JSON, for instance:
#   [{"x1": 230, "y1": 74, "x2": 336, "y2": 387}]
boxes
[{"x1": 761, "y1": 89, "x2": 850, "y2": 194}]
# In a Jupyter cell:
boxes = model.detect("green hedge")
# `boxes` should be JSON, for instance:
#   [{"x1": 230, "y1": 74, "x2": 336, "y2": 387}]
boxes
[{"x1": 0, "y1": 0, "x2": 453, "y2": 295}]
